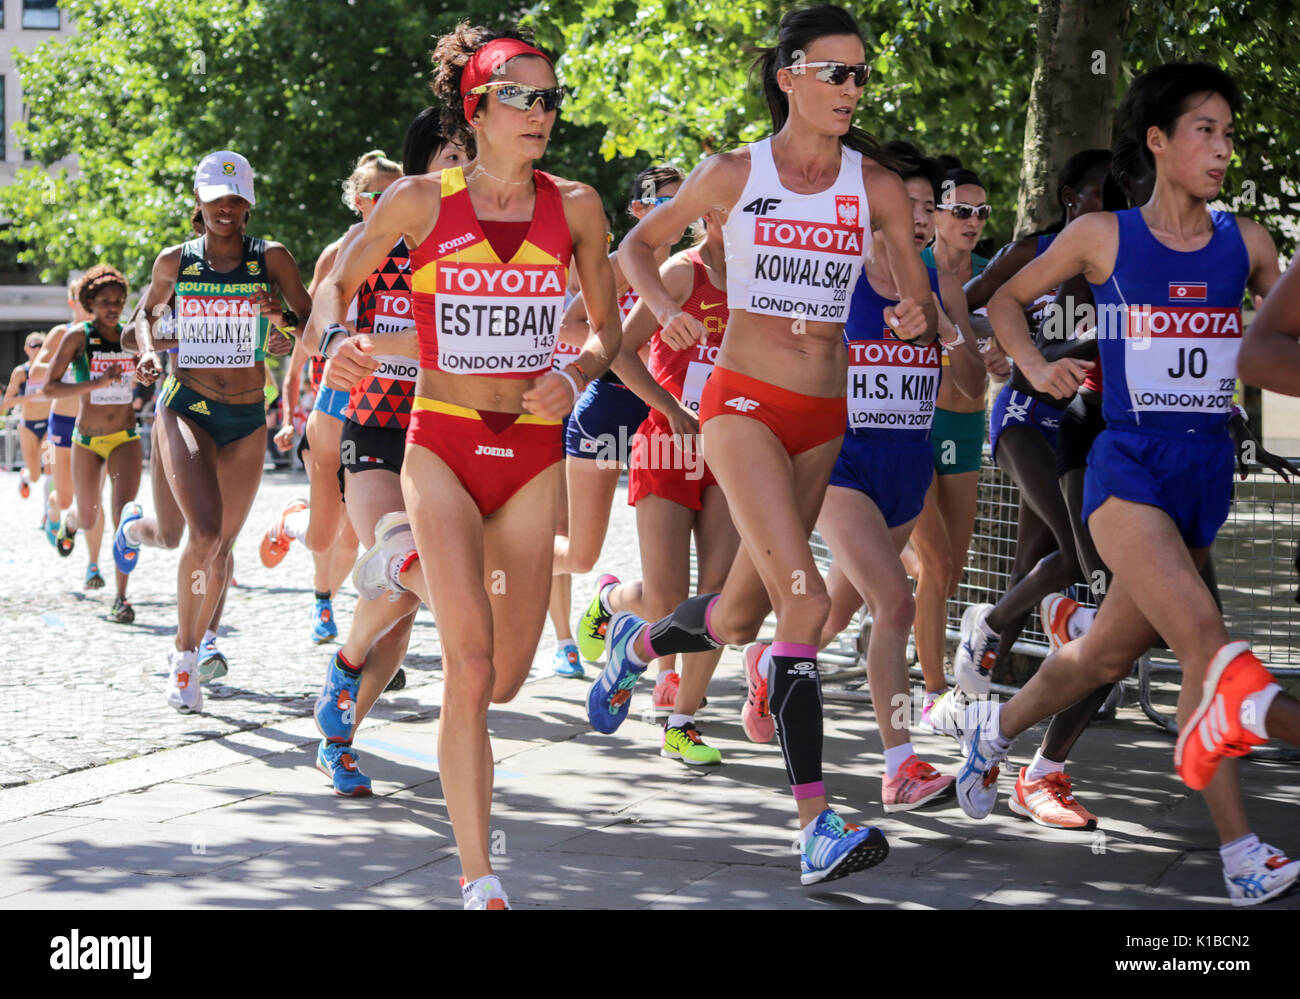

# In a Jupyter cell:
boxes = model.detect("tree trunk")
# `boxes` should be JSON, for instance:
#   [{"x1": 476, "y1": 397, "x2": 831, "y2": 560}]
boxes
[{"x1": 1014, "y1": 0, "x2": 1133, "y2": 237}]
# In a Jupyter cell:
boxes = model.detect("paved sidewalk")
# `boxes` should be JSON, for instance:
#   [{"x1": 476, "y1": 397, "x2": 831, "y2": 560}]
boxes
[{"x1": 2, "y1": 466, "x2": 1298, "y2": 909}]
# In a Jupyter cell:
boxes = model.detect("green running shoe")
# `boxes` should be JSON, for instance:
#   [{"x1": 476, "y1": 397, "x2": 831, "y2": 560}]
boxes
[
  {"x1": 661, "y1": 722, "x2": 722, "y2": 767},
  {"x1": 577, "y1": 573, "x2": 618, "y2": 664}
]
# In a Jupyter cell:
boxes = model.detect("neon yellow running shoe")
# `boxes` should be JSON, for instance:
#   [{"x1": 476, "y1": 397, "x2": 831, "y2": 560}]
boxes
[
  {"x1": 661, "y1": 722, "x2": 722, "y2": 767},
  {"x1": 577, "y1": 573, "x2": 618, "y2": 664}
]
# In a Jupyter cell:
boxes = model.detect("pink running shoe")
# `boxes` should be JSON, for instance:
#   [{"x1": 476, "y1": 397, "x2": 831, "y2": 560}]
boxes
[
  {"x1": 881, "y1": 755, "x2": 956, "y2": 813},
  {"x1": 741, "y1": 642, "x2": 775, "y2": 743},
  {"x1": 652, "y1": 671, "x2": 680, "y2": 713}
]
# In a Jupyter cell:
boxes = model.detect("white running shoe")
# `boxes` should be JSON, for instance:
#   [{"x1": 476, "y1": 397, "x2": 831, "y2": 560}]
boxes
[
  {"x1": 954, "y1": 603, "x2": 998, "y2": 697},
  {"x1": 924, "y1": 688, "x2": 968, "y2": 743},
  {"x1": 1224, "y1": 841, "x2": 1300, "y2": 907},
  {"x1": 954, "y1": 698, "x2": 1007, "y2": 820},
  {"x1": 351, "y1": 512, "x2": 417, "y2": 601},
  {"x1": 165, "y1": 648, "x2": 203, "y2": 714},
  {"x1": 461, "y1": 874, "x2": 510, "y2": 910}
]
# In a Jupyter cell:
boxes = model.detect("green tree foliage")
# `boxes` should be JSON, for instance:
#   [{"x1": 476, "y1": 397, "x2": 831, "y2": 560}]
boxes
[
  {"x1": 529, "y1": 0, "x2": 1300, "y2": 252},
  {"x1": 0, "y1": 0, "x2": 635, "y2": 286}
]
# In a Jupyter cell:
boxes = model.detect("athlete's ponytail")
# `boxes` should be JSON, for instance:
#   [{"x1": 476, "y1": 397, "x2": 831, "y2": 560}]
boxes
[
  {"x1": 752, "y1": 5, "x2": 897, "y2": 169},
  {"x1": 342, "y1": 150, "x2": 402, "y2": 214}
]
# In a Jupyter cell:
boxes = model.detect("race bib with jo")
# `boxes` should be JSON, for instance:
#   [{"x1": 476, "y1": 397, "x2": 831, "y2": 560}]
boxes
[{"x1": 1124, "y1": 305, "x2": 1241, "y2": 414}]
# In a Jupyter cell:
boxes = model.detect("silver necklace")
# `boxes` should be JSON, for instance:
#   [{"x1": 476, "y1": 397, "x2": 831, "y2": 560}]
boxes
[{"x1": 467, "y1": 163, "x2": 533, "y2": 187}]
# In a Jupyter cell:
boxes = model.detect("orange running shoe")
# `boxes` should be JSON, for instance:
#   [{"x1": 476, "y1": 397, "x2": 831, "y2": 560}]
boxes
[
  {"x1": 652, "y1": 671, "x2": 680, "y2": 713},
  {"x1": 1008, "y1": 767, "x2": 1098, "y2": 829},
  {"x1": 1039, "y1": 593, "x2": 1081, "y2": 653},
  {"x1": 1176, "y1": 642, "x2": 1274, "y2": 790},
  {"x1": 260, "y1": 497, "x2": 308, "y2": 568},
  {"x1": 741, "y1": 642, "x2": 775, "y2": 743},
  {"x1": 882, "y1": 755, "x2": 956, "y2": 813}
]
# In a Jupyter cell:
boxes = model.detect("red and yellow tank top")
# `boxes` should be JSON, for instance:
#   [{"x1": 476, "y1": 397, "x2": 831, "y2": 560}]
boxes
[
  {"x1": 645, "y1": 250, "x2": 727, "y2": 430},
  {"x1": 345, "y1": 239, "x2": 418, "y2": 429},
  {"x1": 411, "y1": 167, "x2": 572, "y2": 379}
]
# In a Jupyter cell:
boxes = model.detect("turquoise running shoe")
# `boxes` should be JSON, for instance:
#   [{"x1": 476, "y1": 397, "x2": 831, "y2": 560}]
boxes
[
  {"x1": 311, "y1": 597, "x2": 338, "y2": 644},
  {"x1": 586, "y1": 612, "x2": 648, "y2": 734},
  {"x1": 315, "y1": 653, "x2": 360, "y2": 743},
  {"x1": 799, "y1": 810, "x2": 890, "y2": 885},
  {"x1": 576, "y1": 573, "x2": 618, "y2": 663},
  {"x1": 198, "y1": 637, "x2": 228, "y2": 682},
  {"x1": 553, "y1": 642, "x2": 584, "y2": 678},
  {"x1": 316, "y1": 740, "x2": 372, "y2": 797}
]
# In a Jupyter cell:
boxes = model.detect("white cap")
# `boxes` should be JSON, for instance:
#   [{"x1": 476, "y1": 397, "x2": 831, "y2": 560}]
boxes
[{"x1": 194, "y1": 151, "x2": 256, "y2": 206}]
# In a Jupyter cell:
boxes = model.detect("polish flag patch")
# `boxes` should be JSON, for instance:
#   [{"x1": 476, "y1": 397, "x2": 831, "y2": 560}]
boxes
[{"x1": 1169, "y1": 282, "x2": 1208, "y2": 301}]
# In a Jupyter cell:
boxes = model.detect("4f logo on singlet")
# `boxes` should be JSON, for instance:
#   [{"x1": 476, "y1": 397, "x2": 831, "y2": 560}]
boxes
[{"x1": 741, "y1": 197, "x2": 782, "y2": 215}]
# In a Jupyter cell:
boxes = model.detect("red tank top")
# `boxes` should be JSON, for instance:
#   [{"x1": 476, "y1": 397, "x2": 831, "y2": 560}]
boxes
[
  {"x1": 410, "y1": 167, "x2": 572, "y2": 379},
  {"x1": 1082, "y1": 362, "x2": 1103, "y2": 394},
  {"x1": 645, "y1": 249, "x2": 727, "y2": 430},
  {"x1": 346, "y1": 239, "x2": 417, "y2": 429}
]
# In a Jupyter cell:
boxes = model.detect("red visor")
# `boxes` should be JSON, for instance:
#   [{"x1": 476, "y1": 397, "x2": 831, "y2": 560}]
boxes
[{"x1": 462, "y1": 39, "x2": 553, "y2": 122}]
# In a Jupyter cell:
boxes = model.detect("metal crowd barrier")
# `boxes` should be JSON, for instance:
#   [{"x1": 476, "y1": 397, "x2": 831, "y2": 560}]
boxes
[{"x1": 810, "y1": 452, "x2": 1300, "y2": 751}]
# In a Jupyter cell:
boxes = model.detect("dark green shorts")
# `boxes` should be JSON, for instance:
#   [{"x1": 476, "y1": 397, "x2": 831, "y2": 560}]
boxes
[
  {"x1": 161, "y1": 376, "x2": 266, "y2": 448},
  {"x1": 931, "y1": 407, "x2": 986, "y2": 475}
]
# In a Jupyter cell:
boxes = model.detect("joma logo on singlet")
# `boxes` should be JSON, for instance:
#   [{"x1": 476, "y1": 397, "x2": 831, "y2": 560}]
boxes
[
  {"x1": 438, "y1": 232, "x2": 478, "y2": 255},
  {"x1": 474, "y1": 444, "x2": 514, "y2": 458}
]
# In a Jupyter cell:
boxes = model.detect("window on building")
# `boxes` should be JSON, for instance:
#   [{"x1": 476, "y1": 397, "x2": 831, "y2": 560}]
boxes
[{"x1": 23, "y1": 0, "x2": 61, "y2": 30}]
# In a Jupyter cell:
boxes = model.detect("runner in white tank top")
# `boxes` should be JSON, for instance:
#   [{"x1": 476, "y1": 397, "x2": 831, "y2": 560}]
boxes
[{"x1": 592, "y1": 5, "x2": 937, "y2": 887}]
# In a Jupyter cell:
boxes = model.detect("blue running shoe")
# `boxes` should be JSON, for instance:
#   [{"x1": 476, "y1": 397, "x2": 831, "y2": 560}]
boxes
[
  {"x1": 799, "y1": 810, "x2": 890, "y2": 885},
  {"x1": 44, "y1": 514, "x2": 59, "y2": 548},
  {"x1": 311, "y1": 597, "x2": 338, "y2": 644},
  {"x1": 316, "y1": 740, "x2": 372, "y2": 797},
  {"x1": 113, "y1": 502, "x2": 143, "y2": 575},
  {"x1": 198, "y1": 637, "x2": 228, "y2": 682},
  {"x1": 553, "y1": 641, "x2": 584, "y2": 678},
  {"x1": 315, "y1": 654, "x2": 360, "y2": 742},
  {"x1": 586, "y1": 612, "x2": 648, "y2": 734}
]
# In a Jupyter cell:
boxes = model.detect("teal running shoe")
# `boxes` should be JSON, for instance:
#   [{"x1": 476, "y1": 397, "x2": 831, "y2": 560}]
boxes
[
  {"x1": 315, "y1": 653, "x2": 360, "y2": 743},
  {"x1": 311, "y1": 597, "x2": 338, "y2": 644},
  {"x1": 198, "y1": 637, "x2": 228, "y2": 682},
  {"x1": 553, "y1": 642, "x2": 584, "y2": 678},
  {"x1": 316, "y1": 740, "x2": 372, "y2": 797}
]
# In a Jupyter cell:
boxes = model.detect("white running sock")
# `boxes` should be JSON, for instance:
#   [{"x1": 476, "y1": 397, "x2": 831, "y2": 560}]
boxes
[
  {"x1": 758, "y1": 645, "x2": 774, "y2": 683},
  {"x1": 1220, "y1": 833, "x2": 1260, "y2": 871},
  {"x1": 1067, "y1": 606, "x2": 1096, "y2": 641},
  {"x1": 656, "y1": 668, "x2": 677, "y2": 682},
  {"x1": 124, "y1": 519, "x2": 142, "y2": 546},
  {"x1": 1241, "y1": 683, "x2": 1281, "y2": 741},
  {"x1": 1025, "y1": 750, "x2": 1065, "y2": 782},
  {"x1": 884, "y1": 742, "x2": 914, "y2": 779},
  {"x1": 799, "y1": 814, "x2": 820, "y2": 849},
  {"x1": 666, "y1": 713, "x2": 694, "y2": 730},
  {"x1": 990, "y1": 707, "x2": 1012, "y2": 754},
  {"x1": 625, "y1": 628, "x2": 647, "y2": 667},
  {"x1": 282, "y1": 509, "x2": 310, "y2": 541},
  {"x1": 598, "y1": 581, "x2": 616, "y2": 614},
  {"x1": 20, "y1": 468, "x2": 31, "y2": 484},
  {"x1": 202, "y1": 629, "x2": 217, "y2": 646}
]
